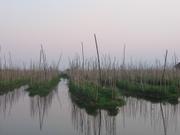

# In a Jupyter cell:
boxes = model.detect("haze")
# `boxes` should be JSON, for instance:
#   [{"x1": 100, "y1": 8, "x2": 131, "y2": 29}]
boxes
[{"x1": 0, "y1": 0, "x2": 180, "y2": 68}]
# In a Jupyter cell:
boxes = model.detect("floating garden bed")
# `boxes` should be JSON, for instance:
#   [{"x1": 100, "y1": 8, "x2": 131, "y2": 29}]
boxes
[
  {"x1": 0, "y1": 79, "x2": 29, "y2": 95},
  {"x1": 27, "y1": 76, "x2": 60, "y2": 97},
  {"x1": 69, "y1": 81, "x2": 125, "y2": 116},
  {"x1": 116, "y1": 80, "x2": 180, "y2": 104}
]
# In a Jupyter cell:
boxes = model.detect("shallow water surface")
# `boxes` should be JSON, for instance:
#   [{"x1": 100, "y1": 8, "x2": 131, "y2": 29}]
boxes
[{"x1": 0, "y1": 79, "x2": 180, "y2": 135}]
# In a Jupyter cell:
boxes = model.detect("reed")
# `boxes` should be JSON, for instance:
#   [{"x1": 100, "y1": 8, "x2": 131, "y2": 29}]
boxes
[
  {"x1": 68, "y1": 40, "x2": 180, "y2": 104},
  {"x1": 68, "y1": 38, "x2": 125, "y2": 112},
  {"x1": 0, "y1": 46, "x2": 61, "y2": 96},
  {"x1": 116, "y1": 51, "x2": 180, "y2": 103}
]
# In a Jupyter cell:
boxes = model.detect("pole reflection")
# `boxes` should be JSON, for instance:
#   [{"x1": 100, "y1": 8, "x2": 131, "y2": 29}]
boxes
[
  {"x1": 0, "y1": 80, "x2": 180, "y2": 135},
  {"x1": 30, "y1": 86, "x2": 58, "y2": 130},
  {"x1": 0, "y1": 86, "x2": 27, "y2": 116},
  {"x1": 71, "y1": 102, "x2": 117, "y2": 135},
  {"x1": 70, "y1": 95, "x2": 180, "y2": 135},
  {"x1": 119, "y1": 97, "x2": 180, "y2": 135}
]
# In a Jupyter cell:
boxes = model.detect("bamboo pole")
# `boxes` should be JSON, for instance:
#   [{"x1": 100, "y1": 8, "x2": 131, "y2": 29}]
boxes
[
  {"x1": 94, "y1": 34, "x2": 102, "y2": 86},
  {"x1": 162, "y1": 50, "x2": 168, "y2": 82},
  {"x1": 81, "y1": 42, "x2": 85, "y2": 72}
]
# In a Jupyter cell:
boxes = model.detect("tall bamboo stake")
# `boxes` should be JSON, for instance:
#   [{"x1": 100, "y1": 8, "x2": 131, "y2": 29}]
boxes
[
  {"x1": 94, "y1": 34, "x2": 102, "y2": 86},
  {"x1": 122, "y1": 44, "x2": 126, "y2": 68},
  {"x1": 81, "y1": 42, "x2": 85, "y2": 72},
  {"x1": 162, "y1": 50, "x2": 168, "y2": 82},
  {"x1": 56, "y1": 53, "x2": 62, "y2": 70}
]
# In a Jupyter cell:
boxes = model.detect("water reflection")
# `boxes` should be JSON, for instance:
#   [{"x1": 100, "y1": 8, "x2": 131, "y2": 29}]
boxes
[
  {"x1": 30, "y1": 86, "x2": 58, "y2": 130},
  {"x1": 71, "y1": 95, "x2": 180, "y2": 135},
  {"x1": 71, "y1": 103, "x2": 117, "y2": 135},
  {"x1": 119, "y1": 97, "x2": 180, "y2": 135},
  {"x1": 160, "y1": 103, "x2": 167, "y2": 135},
  {"x1": 0, "y1": 86, "x2": 28, "y2": 116},
  {"x1": 0, "y1": 80, "x2": 180, "y2": 135}
]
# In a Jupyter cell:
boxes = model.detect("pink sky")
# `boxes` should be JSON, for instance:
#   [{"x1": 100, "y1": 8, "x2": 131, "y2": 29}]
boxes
[{"x1": 0, "y1": 0, "x2": 180, "y2": 68}]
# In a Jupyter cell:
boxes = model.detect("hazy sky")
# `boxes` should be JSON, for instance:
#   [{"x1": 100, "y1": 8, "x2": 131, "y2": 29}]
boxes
[{"x1": 0, "y1": 0, "x2": 180, "y2": 68}]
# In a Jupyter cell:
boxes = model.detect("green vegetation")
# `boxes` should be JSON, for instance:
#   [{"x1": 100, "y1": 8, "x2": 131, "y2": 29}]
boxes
[
  {"x1": 69, "y1": 81, "x2": 125, "y2": 115},
  {"x1": 0, "y1": 79, "x2": 29, "y2": 95},
  {"x1": 1, "y1": 37, "x2": 180, "y2": 113},
  {"x1": 0, "y1": 45, "x2": 61, "y2": 96},
  {"x1": 67, "y1": 39, "x2": 180, "y2": 113},
  {"x1": 59, "y1": 72, "x2": 69, "y2": 79},
  {"x1": 116, "y1": 80, "x2": 180, "y2": 104},
  {"x1": 0, "y1": 69, "x2": 60, "y2": 97},
  {"x1": 67, "y1": 45, "x2": 180, "y2": 107},
  {"x1": 0, "y1": 74, "x2": 60, "y2": 97},
  {"x1": 27, "y1": 76, "x2": 60, "y2": 96}
]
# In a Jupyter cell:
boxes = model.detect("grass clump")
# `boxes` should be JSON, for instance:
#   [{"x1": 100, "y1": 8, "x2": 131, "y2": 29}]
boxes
[
  {"x1": 27, "y1": 75, "x2": 60, "y2": 97},
  {"x1": 0, "y1": 79, "x2": 29, "y2": 95},
  {"x1": 69, "y1": 81, "x2": 125, "y2": 115},
  {"x1": 0, "y1": 45, "x2": 61, "y2": 96},
  {"x1": 116, "y1": 80, "x2": 179, "y2": 103}
]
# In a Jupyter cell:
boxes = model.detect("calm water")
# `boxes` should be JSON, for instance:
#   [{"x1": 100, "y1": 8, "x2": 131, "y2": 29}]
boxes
[{"x1": 0, "y1": 79, "x2": 180, "y2": 135}]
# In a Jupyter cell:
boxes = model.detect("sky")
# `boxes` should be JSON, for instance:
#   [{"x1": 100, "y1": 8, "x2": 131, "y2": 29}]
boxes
[{"x1": 0, "y1": 0, "x2": 180, "y2": 68}]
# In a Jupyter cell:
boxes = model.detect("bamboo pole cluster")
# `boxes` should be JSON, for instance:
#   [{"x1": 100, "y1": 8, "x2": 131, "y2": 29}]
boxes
[
  {"x1": 68, "y1": 36, "x2": 180, "y2": 98},
  {"x1": 0, "y1": 45, "x2": 61, "y2": 90}
]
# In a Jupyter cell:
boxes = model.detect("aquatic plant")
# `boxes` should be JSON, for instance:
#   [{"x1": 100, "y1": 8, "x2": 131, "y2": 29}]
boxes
[{"x1": 0, "y1": 45, "x2": 61, "y2": 96}]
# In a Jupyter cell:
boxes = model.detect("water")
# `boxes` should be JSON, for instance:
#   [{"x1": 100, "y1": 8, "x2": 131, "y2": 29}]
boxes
[{"x1": 0, "y1": 79, "x2": 180, "y2": 135}]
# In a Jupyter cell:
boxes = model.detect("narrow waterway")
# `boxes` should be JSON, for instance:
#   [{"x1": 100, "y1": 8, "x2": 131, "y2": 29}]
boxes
[{"x1": 0, "y1": 79, "x2": 180, "y2": 135}]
